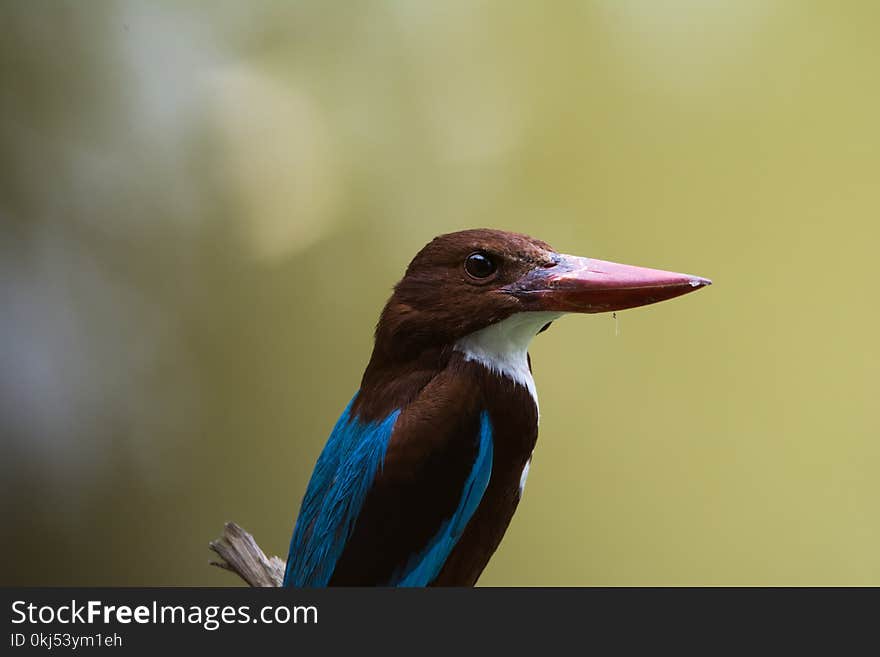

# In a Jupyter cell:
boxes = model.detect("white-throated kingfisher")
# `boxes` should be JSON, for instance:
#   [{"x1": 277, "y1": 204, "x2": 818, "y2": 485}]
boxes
[{"x1": 283, "y1": 229, "x2": 711, "y2": 586}]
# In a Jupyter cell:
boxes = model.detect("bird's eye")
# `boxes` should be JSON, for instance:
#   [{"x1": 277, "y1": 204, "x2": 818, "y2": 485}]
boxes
[{"x1": 464, "y1": 251, "x2": 497, "y2": 279}]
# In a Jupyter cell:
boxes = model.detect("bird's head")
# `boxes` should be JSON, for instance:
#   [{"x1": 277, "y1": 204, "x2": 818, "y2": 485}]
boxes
[{"x1": 373, "y1": 228, "x2": 711, "y2": 360}]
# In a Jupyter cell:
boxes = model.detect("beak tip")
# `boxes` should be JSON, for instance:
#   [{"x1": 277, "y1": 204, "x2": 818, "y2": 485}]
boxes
[{"x1": 689, "y1": 276, "x2": 712, "y2": 288}]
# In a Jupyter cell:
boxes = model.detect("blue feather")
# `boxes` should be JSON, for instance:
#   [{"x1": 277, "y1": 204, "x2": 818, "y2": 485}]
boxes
[
  {"x1": 283, "y1": 394, "x2": 401, "y2": 587},
  {"x1": 388, "y1": 410, "x2": 494, "y2": 586}
]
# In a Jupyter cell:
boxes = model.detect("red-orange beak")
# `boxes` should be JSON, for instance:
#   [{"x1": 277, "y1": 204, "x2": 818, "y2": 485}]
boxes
[{"x1": 507, "y1": 255, "x2": 712, "y2": 314}]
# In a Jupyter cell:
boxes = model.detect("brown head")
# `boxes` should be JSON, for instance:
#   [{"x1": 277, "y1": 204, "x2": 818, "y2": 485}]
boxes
[
  {"x1": 372, "y1": 228, "x2": 710, "y2": 358},
  {"x1": 353, "y1": 228, "x2": 710, "y2": 419}
]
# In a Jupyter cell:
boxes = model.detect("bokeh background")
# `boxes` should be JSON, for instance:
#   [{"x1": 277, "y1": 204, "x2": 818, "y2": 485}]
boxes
[{"x1": 2, "y1": 1, "x2": 878, "y2": 586}]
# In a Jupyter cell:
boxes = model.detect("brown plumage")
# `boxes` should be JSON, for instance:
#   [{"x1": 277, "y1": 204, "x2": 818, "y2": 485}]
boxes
[
  {"x1": 284, "y1": 228, "x2": 710, "y2": 586},
  {"x1": 354, "y1": 229, "x2": 556, "y2": 422}
]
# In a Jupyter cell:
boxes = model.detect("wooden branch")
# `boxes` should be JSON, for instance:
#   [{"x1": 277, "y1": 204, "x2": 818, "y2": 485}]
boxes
[{"x1": 209, "y1": 522, "x2": 285, "y2": 587}]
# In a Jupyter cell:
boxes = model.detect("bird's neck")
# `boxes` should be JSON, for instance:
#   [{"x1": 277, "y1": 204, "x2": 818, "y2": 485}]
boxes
[
  {"x1": 354, "y1": 312, "x2": 560, "y2": 422},
  {"x1": 452, "y1": 311, "x2": 561, "y2": 412},
  {"x1": 353, "y1": 344, "x2": 449, "y2": 422}
]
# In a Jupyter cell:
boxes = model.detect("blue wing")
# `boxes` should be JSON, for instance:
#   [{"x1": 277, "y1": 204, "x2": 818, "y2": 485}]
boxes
[
  {"x1": 283, "y1": 394, "x2": 494, "y2": 587},
  {"x1": 283, "y1": 394, "x2": 401, "y2": 586}
]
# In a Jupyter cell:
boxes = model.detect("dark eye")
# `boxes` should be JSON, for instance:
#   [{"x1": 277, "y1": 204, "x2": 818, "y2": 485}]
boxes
[{"x1": 464, "y1": 251, "x2": 497, "y2": 279}]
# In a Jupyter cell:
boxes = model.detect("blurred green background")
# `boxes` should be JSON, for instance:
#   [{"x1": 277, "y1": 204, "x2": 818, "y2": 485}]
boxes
[{"x1": 2, "y1": 1, "x2": 878, "y2": 586}]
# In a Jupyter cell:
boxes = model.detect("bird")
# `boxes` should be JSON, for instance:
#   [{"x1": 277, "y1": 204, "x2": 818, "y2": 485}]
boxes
[{"x1": 282, "y1": 228, "x2": 710, "y2": 587}]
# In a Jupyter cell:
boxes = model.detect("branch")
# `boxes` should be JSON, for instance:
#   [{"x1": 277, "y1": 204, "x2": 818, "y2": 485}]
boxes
[{"x1": 209, "y1": 522, "x2": 285, "y2": 587}]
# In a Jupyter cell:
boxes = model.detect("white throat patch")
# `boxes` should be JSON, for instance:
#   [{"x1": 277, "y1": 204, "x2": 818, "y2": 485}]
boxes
[{"x1": 453, "y1": 311, "x2": 562, "y2": 410}]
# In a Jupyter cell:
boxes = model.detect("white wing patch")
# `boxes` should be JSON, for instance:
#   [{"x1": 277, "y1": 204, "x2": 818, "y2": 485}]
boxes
[{"x1": 519, "y1": 457, "x2": 531, "y2": 497}]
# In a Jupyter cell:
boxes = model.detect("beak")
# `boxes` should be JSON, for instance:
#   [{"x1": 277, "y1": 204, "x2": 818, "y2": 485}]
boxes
[{"x1": 507, "y1": 254, "x2": 712, "y2": 314}]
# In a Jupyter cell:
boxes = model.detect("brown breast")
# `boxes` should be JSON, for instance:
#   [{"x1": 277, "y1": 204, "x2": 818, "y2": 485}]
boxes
[{"x1": 433, "y1": 355, "x2": 539, "y2": 586}]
